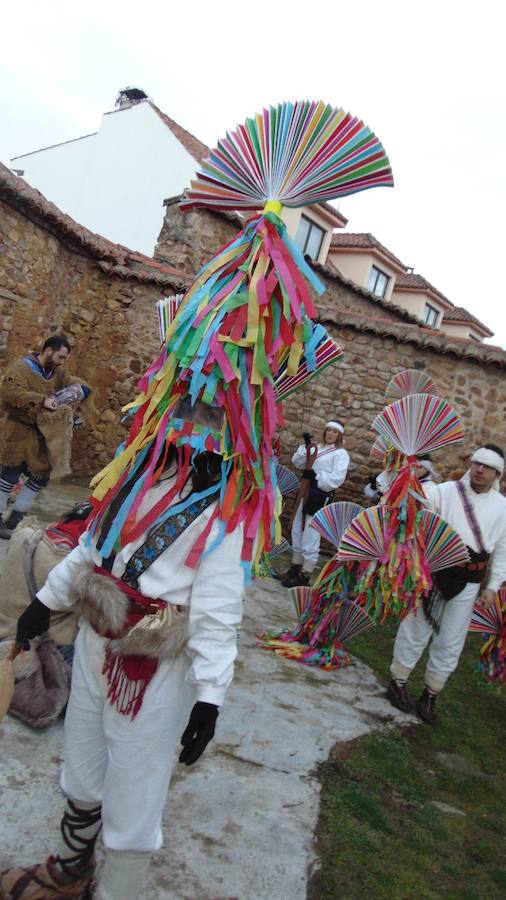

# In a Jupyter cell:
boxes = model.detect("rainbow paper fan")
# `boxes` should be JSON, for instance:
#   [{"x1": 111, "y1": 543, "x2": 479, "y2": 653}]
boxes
[
  {"x1": 180, "y1": 101, "x2": 394, "y2": 212},
  {"x1": 384, "y1": 369, "x2": 438, "y2": 404},
  {"x1": 372, "y1": 394, "x2": 464, "y2": 456},
  {"x1": 269, "y1": 537, "x2": 292, "y2": 559},
  {"x1": 337, "y1": 505, "x2": 389, "y2": 562},
  {"x1": 288, "y1": 585, "x2": 313, "y2": 621},
  {"x1": 156, "y1": 295, "x2": 185, "y2": 343},
  {"x1": 310, "y1": 501, "x2": 364, "y2": 548},
  {"x1": 275, "y1": 463, "x2": 300, "y2": 496},
  {"x1": 419, "y1": 511, "x2": 469, "y2": 572},
  {"x1": 469, "y1": 588, "x2": 506, "y2": 685},
  {"x1": 469, "y1": 590, "x2": 506, "y2": 636},
  {"x1": 332, "y1": 601, "x2": 376, "y2": 643},
  {"x1": 274, "y1": 327, "x2": 343, "y2": 403},
  {"x1": 370, "y1": 435, "x2": 391, "y2": 461}
]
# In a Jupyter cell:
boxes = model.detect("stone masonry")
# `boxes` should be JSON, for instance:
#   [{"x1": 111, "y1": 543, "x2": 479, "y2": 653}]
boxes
[
  {"x1": 156, "y1": 203, "x2": 506, "y2": 496},
  {"x1": 0, "y1": 164, "x2": 188, "y2": 476},
  {"x1": 1, "y1": 167, "x2": 505, "y2": 493}
]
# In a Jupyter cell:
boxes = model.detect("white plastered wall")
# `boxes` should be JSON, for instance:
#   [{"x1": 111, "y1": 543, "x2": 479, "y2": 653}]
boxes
[{"x1": 12, "y1": 103, "x2": 200, "y2": 255}]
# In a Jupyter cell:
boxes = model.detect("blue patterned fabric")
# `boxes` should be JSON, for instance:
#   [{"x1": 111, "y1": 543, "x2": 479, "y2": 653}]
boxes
[{"x1": 122, "y1": 492, "x2": 217, "y2": 588}]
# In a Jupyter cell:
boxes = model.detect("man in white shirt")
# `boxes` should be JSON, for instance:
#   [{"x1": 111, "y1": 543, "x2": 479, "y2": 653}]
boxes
[{"x1": 387, "y1": 444, "x2": 506, "y2": 724}]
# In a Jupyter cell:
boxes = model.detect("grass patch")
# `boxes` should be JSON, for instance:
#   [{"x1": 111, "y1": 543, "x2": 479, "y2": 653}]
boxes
[{"x1": 309, "y1": 618, "x2": 506, "y2": 899}]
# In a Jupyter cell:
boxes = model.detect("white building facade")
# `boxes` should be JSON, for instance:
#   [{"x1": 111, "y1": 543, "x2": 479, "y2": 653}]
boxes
[{"x1": 11, "y1": 96, "x2": 204, "y2": 255}]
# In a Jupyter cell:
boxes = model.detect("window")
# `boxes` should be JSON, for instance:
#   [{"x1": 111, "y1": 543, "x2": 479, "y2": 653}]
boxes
[
  {"x1": 422, "y1": 303, "x2": 440, "y2": 328},
  {"x1": 367, "y1": 265, "x2": 389, "y2": 298},
  {"x1": 295, "y1": 215, "x2": 325, "y2": 261}
]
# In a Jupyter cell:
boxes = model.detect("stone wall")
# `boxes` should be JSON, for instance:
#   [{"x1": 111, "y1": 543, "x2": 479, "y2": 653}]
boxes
[
  {"x1": 0, "y1": 198, "x2": 169, "y2": 475},
  {"x1": 156, "y1": 203, "x2": 419, "y2": 326},
  {"x1": 280, "y1": 322, "x2": 506, "y2": 500},
  {"x1": 156, "y1": 203, "x2": 506, "y2": 501}
]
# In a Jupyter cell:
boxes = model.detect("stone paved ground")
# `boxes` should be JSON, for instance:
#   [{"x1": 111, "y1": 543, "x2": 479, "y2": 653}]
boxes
[{"x1": 0, "y1": 482, "x2": 414, "y2": 899}]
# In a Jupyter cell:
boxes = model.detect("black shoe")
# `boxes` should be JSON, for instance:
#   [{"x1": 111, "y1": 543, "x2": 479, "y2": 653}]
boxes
[
  {"x1": 283, "y1": 571, "x2": 311, "y2": 589},
  {"x1": 0, "y1": 510, "x2": 26, "y2": 540},
  {"x1": 416, "y1": 687, "x2": 438, "y2": 724},
  {"x1": 386, "y1": 678, "x2": 413, "y2": 713},
  {"x1": 280, "y1": 564, "x2": 302, "y2": 587}
]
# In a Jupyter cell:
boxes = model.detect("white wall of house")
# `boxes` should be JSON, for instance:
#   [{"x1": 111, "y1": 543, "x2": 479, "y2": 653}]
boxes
[
  {"x1": 326, "y1": 250, "x2": 398, "y2": 301},
  {"x1": 440, "y1": 321, "x2": 483, "y2": 341},
  {"x1": 391, "y1": 289, "x2": 451, "y2": 329},
  {"x1": 12, "y1": 103, "x2": 199, "y2": 255},
  {"x1": 281, "y1": 206, "x2": 334, "y2": 264}
]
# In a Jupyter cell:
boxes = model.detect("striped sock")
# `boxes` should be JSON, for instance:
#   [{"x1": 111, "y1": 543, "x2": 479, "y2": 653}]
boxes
[
  {"x1": 0, "y1": 478, "x2": 14, "y2": 513},
  {"x1": 12, "y1": 479, "x2": 45, "y2": 513}
]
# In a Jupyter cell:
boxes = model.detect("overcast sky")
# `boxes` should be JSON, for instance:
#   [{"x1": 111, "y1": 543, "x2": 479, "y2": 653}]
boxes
[{"x1": 2, "y1": 0, "x2": 505, "y2": 346}]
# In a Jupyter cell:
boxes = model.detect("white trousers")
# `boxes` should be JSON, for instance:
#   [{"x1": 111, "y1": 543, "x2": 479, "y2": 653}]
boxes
[
  {"x1": 290, "y1": 503, "x2": 321, "y2": 572},
  {"x1": 61, "y1": 623, "x2": 195, "y2": 852},
  {"x1": 391, "y1": 581, "x2": 480, "y2": 692}
]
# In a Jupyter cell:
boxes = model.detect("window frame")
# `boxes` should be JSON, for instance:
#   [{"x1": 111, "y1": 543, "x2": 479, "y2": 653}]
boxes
[
  {"x1": 422, "y1": 302, "x2": 440, "y2": 328},
  {"x1": 294, "y1": 214, "x2": 325, "y2": 261},
  {"x1": 367, "y1": 264, "x2": 390, "y2": 299}
]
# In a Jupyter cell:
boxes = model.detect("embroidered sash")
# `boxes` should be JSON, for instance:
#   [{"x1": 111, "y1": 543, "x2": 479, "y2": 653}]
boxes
[{"x1": 122, "y1": 490, "x2": 218, "y2": 589}]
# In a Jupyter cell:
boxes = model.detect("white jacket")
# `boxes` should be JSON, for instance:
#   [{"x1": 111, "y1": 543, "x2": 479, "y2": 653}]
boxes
[
  {"x1": 423, "y1": 478, "x2": 506, "y2": 592},
  {"x1": 37, "y1": 476, "x2": 245, "y2": 706},
  {"x1": 292, "y1": 443, "x2": 350, "y2": 493}
]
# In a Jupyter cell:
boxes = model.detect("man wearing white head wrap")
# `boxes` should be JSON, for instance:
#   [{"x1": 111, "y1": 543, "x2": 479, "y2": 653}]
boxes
[
  {"x1": 387, "y1": 443, "x2": 506, "y2": 724},
  {"x1": 282, "y1": 420, "x2": 349, "y2": 587}
]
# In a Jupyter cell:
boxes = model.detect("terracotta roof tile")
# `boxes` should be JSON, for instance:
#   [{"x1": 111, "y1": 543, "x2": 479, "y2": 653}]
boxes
[
  {"x1": 0, "y1": 162, "x2": 188, "y2": 289},
  {"x1": 329, "y1": 232, "x2": 408, "y2": 272},
  {"x1": 149, "y1": 102, "x2": 209, "y2": 163},
  {"x1": 316, "y1": 200, "x2": 348, "y2": 227},
  {"x1": 393, "y1": 271, "x2": 453, "y2": 308},
  {"x1": 442, "y1": 305, "x2": 494, "y2": 336},
  {"x1": 319, "y1": 309, "x2": 506, "y2": 367}
]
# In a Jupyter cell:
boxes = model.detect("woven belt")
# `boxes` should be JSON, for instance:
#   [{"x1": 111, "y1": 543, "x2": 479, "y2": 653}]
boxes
[{"x1": 456, "y1": 561, "x2": 487, "y2": 572}]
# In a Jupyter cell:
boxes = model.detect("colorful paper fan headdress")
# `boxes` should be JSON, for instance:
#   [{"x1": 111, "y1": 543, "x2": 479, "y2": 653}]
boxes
[
  {"x1": 384, "y1": 369, "x2": 438, "y2": 404},
  {"x1": 370, "y1": 434, "x2": 391, "y2": 462},
  {"x1": 181, "y1": 100, "x2": 393, "y2": 212},
  {"x1": 88, "y1": 101, "x2": 393, "y2": 573},
  {"x1": 372, "y1": 394, "x2": 464, "y2": 457}
]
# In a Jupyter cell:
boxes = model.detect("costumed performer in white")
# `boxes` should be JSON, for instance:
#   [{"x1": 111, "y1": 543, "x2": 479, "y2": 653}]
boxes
[
  {"x1": 1, "y1": 401, "x2": 245, "y2": 900},
  {"x1": 281, "y1": 420, "x2": 350, "y2": 587},
  {"x1": 387, "y1": 443, "x2": 506, "y2": 724}
]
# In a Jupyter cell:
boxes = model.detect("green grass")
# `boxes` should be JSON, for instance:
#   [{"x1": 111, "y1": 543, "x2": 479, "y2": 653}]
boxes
[{"x1": 309, "y1": 618, "x2": 506, "y2": 899}]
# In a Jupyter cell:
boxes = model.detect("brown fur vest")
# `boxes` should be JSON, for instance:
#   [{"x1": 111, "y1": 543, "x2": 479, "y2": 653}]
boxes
[{"x1": 69, "y1": 563, "x2": 188, "y2": 661}]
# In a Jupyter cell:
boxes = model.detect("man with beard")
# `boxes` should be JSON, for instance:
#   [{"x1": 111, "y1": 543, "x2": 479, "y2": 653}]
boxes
[{"x1": 0, "y1": 335, "x2": 89, "y2": 538}]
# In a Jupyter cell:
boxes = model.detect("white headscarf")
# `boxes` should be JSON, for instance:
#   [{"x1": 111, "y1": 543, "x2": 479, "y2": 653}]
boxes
[
  {"x1": 326, "y1": 420, "x2": 344, "y2": 434},
  {"x1": 463, "y1": 447, "x2": 505, "y2": 492}
]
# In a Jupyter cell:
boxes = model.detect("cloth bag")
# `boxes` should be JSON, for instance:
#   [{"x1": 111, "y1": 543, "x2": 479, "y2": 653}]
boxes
[{"x1": 0, "y1": 635, "x2": 71, "y2": 728}]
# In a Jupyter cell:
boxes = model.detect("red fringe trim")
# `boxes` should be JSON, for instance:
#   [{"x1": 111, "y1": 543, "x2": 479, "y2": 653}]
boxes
[{"x1": 102, "y1": 647, "x2": 158, "y2": 719}]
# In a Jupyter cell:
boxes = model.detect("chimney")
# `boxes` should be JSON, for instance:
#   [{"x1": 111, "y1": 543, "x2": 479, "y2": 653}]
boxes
[{"x1": 115, "y1": 87, "x2": 149, "y2": 109}]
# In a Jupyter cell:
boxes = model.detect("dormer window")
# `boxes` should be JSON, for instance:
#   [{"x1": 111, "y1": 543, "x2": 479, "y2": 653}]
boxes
[
  {"x1": 367, "y1": 265, "x2": 389, "y2": 298},
  {"x1": 295, "y1": 215, "x2": 325, "y2": 261},
  {"x1": 422, "y1": 303, "x2": 440, "y2": 328}
]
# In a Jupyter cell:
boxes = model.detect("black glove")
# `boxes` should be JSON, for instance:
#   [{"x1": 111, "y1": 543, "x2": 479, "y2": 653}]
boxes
[
  {"x1": 16, "y1": 598, "x2": 51, "y2": 650},
  {"x1": 302, "y1": 468, "x2": 316, "y2": 481},
  {"x1": 179, "y1": 701, "x2": 219, "y2": 766}
]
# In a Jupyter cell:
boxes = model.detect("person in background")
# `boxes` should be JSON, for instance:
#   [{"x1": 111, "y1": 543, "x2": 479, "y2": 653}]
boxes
[
  {"x1": 364, "y1": 455, "x2": 436, "y2": 504},
  {"x1": 281, "y1": 420, "x2": 350, "y2": 587},
  {"x1": 387, "y1": 444, "x2": 506, "y2": 724},
  {"x1": 0, "y1": 336, "x2": 90, "y2": 539}
]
